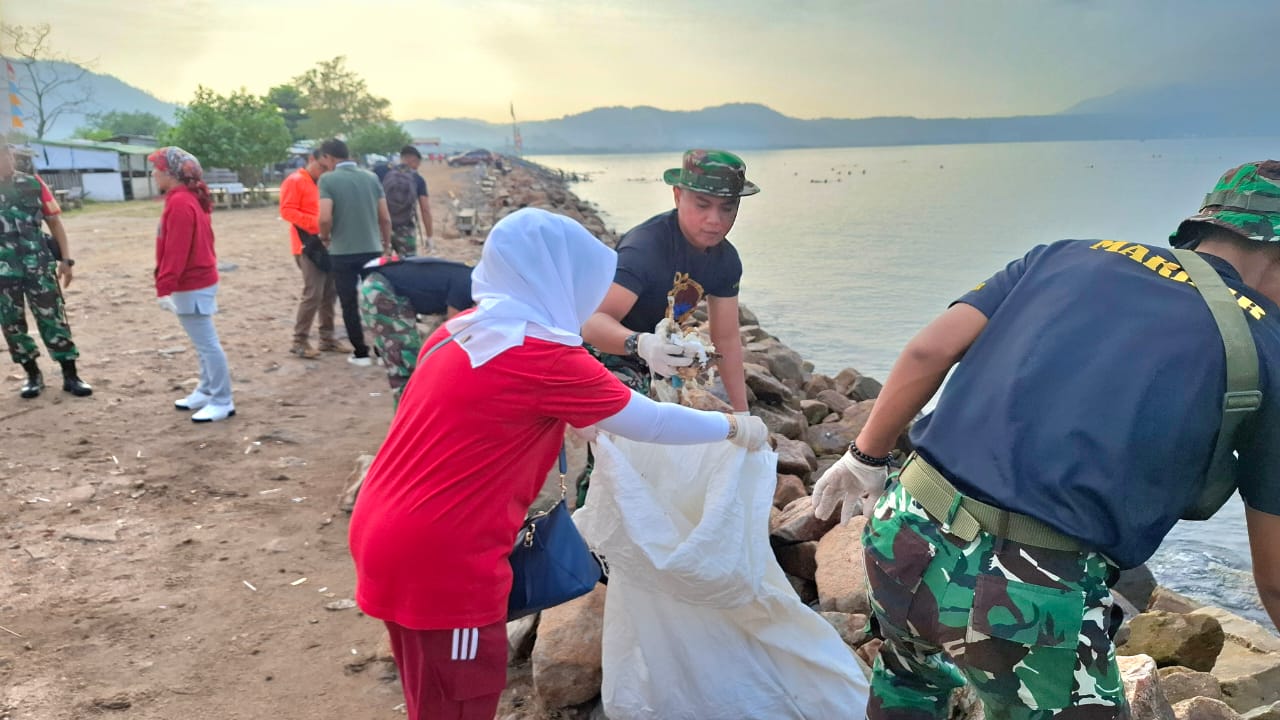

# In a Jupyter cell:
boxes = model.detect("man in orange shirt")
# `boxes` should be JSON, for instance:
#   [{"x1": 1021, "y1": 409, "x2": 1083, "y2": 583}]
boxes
[{"x1": 280, "y1": 149, "x2": 340, "y2": 358}]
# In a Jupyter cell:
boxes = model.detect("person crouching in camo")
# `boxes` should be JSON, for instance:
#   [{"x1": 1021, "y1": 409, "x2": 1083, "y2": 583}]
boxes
[
  {"x1": 0, "y1": 143, "x2": 92, "y2": 399},
  {"x1": 358, "y1": 256, "x2": 474, "y2": 405}
]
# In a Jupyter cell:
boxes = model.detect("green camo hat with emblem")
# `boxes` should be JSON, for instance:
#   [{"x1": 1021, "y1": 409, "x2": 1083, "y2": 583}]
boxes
[
  {"x1": 663, "y1": 149, "x2": 760, "y2": 198},
  {"x1": 1172, "y1": 160, "x2": 1280, "y2": 247}
]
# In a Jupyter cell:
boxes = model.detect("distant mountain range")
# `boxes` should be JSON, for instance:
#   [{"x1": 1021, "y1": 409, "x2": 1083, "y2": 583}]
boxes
[{"x1": 15, "y1": 61, "x2": 1278, "y2": 152}]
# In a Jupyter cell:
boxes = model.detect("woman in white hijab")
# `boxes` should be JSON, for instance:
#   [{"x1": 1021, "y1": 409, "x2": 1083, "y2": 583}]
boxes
[{"x1": 348, "y1": 208, "x2": 767, "y2": 720}]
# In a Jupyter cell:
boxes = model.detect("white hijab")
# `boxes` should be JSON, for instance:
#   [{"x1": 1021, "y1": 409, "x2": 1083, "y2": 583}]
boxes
[{"x1": 445, "y1": 208, "x2": 617, "y2": 367}]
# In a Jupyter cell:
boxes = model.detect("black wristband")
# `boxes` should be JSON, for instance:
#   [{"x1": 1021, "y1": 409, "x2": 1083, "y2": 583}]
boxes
[{"x1": 849, "y1": 440, "x2": 893, "y2": 467}]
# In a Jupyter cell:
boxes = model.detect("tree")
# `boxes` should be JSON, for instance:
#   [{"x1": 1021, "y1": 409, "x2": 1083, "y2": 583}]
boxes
[
  {"x1": 74, "y1": 110, "x2": 169, "y2": 141},
  {"x1": 3, "y1": 24, "x2": 94, "y2": 140},
  {"x1": 348, "y1": 120, "x2": 412, "y2": 158},
  {"x1": 166, "y1": 87, "x2": 292, "y2": 184},
  {"x1": 292, "y1": 56, "x2": 392, "y2": 138},
  {"x1": 266, "y1": 84, "x2": 308, "y2": 141}
]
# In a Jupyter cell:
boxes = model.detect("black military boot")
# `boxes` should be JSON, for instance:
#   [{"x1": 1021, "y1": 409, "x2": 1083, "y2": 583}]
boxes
[
  {"x1": 60, "y1": 359, "x2": 93, "y2": 397},
  {"x1": 20, "y1": 360, "x2": 43, "y2": 399}
]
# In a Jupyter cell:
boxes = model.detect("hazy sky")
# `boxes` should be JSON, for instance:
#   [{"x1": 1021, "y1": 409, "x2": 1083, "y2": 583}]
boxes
[{"x1": 8, "y1": 0, "x2": 1278, "y2": 123}]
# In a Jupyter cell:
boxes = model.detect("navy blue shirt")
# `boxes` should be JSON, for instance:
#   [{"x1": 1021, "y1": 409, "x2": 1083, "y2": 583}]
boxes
[
  {"x1": 360, "y1": 257, "x2": 474, "y2": 315},
  {"x1": 614, "y1": 210, "x2": 742, "y2": 333},
  {"x1": 910, "y1": 239, "x2": 1280, "y2": 569}
]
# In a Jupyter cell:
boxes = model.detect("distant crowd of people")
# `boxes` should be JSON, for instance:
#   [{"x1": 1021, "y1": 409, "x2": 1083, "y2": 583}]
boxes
[{"x1": 4, "y1": 133, "x2": 1280, "y2": 720}]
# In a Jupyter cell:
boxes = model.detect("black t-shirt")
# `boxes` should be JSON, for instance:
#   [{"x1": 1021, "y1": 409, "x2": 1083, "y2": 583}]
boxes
[
  {"x1": 614, "y1": 210, "x2": 742, "y2": 333},
  {"x1": 360, "y1": 257, "x2": 474, "y2": 314}
]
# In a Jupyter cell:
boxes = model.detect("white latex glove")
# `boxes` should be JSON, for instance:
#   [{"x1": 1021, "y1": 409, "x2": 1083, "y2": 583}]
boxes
[
  {"x1": 812, "y1": 450, "x2": 890, "y2": 524},
  {"x1": 726, "y1": 413, "x2": 769, "y2": 451},
  {"x1": 635, "y1": 332, "x2": 694, "y2": 377},
  {"x1": 569, "y1": 424, "x2": 599, "y2": 442},
  {"x1": 157, "y1": 295, "x2": 178, "y2": 313}
]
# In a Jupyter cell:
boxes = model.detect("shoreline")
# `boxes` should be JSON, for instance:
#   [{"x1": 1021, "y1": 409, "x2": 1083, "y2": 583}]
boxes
[{"x1": 470, "y1": 154, "x2": 1280, "y2": 715}]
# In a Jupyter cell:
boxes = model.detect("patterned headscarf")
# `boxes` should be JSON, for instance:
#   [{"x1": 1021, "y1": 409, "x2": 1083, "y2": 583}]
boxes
[
  {"x1": 148, "y1": 146, "x2": 212, "y2": 212},
  {"x1": 148, "y1": 146, "x2": 204, "y2": 182}
]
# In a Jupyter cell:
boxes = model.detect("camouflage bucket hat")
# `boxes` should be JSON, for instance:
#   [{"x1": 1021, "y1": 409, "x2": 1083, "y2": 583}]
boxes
[
  {"x1": 662, "y1": 149, "x2": 760, "y2": 197},
  {"x1": 1171, "y1": 160, "x2": 1280, "y2": 247}
]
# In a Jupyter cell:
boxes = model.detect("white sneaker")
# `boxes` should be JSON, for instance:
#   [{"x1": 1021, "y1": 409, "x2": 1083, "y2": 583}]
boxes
[
  {"x1": 191, "y1": 403, "x2": 236, "y2": 423},
  {"x1": 347, "y1": 354, "x2": 373, "y2": 367},
  {"x1": 175, "y1": 390, "x2": 211, "y2": 411}
]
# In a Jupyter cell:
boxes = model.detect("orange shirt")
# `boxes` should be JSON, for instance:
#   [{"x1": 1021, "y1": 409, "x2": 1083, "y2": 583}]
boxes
[{"x1": 279, "y1": 168, "x2": 320, "y2": 255}]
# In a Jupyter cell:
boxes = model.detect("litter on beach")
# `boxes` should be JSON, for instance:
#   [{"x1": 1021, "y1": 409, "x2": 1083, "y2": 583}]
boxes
[
  {"x1": 0, "y1": 624, "x2": 23, "y2": 638},
  {"x1": 290, "y1": 578, "x2": 308, "y2": 586},
  {"x1": 258, "y1": 488, "x2": 282, "y2": 495},
  {"x1": 242, "y1": 580, "x2": 258, "y2": 592}
]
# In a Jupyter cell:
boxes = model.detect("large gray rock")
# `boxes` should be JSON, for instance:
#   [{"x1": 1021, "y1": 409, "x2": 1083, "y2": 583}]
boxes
[
  {"x1": 770, "y1": 496, "x2": 839, "y2": 545},
  {"x1": 801, "y1": 399, "x2": 831, "y2": 425},
  {"x1": 814, "y1": 518, "x2": 870, "y2": 615},
  {"x1": 805, "y1": 421, "x2": 859, "y2": 457},
  {"x1": 774, "y1": 435, "x2": 818, "y2": 477},
  {"x1": 1189, "y1": 607, "x2": 1280, "y2": 654},
  {"x1": 1172, "y1": 697, "x2": 1243, "y2": 720},
  {"x1": 507, "y1": 614, "x2": 539, "y2": 665},
  {"x1": 1149, "y1": 587, "x2": 1205, "y2": 614},
  {"x1": 834, "y1": 368, "x2": 883, "y2": 400},
  {"x1": 841, "y1": 399, "x2": 877, "y2": 428},
  {"x1": 816, "y1": 389, "x2": 854, "y2": 415},
  {"x1": 1115, "y1": 564, "x2": 1159, "y2": 609},
  {"x1": 1118, "y1": 612, "x2": 1225, "y2": 672},
  {"x1": 532, "y1": 585, "x2": 605, "y2": 709},
  {"x1": 763, "y1": 345, "x2": 808, "y2": 391},
  {"x1": 819, "y1": 611, "x2": 869, "y2": 648},
  {"x1": 1212, "y1": 640, "x2": 1280, "y2": 713},
  {"x1": 773, "y1": 474, "x2": 808, "y2": 509},
  {"x1": 744, "y1": 363, "x2": 793, "y2": 404},
  {"x1": 752, "y1": 404, "x2": 807, "y2": 440},
  {"x1": 1158, "y1": 667, "x2": 1224, "y2": 703},
  {"x1": 1243, "y1": 702, "x2": 1280, "y2": 720},
  {"x1": 804, "y1": 374, "x2": 836, "y2": 399},
  {"x1": 774, "y1": 541, "x2": 819, "y2": 581},
  {"x1": 1120, "y1": 654, "x2": 1177, "y2": 720}
]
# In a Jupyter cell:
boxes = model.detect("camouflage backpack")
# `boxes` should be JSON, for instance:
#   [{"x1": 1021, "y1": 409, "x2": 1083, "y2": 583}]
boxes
[{"x1": 382, "y1": 166, "x2": 418, "y2": 230}]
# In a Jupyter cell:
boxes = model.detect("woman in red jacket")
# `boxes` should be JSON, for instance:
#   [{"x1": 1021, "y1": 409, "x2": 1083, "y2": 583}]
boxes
[{"x1": 148, "y1": 147, "x2": 234, "y2": 422}]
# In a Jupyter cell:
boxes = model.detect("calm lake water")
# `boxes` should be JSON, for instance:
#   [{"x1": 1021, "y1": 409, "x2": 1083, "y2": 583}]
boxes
[{"x1": 533, "y1": 139, "x2": 1280, "y2": 629}]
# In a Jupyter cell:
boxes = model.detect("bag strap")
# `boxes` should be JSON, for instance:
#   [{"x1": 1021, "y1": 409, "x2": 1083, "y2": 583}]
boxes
[
  {"x1": 1171, "y1": 249, "x2": 1263, "y2": 517},
  {"x1": 421, "y1": 332, "x2": 571, "y2": 500}
]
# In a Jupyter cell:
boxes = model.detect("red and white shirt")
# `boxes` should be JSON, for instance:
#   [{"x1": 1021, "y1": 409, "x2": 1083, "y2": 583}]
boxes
[{"x1": 348, "y1": 321, "x2": 631, "y2": 630}]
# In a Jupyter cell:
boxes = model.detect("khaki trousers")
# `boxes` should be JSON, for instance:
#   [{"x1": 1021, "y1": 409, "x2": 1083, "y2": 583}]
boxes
[{"x1": 293, "y1": 254, "x2": 337, "y2": 345}]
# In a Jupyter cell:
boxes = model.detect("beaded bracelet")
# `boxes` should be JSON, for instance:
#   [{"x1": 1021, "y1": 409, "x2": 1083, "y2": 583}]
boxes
[{"x1": 848, "y1": 440, "x2": 893, "y2": 467}]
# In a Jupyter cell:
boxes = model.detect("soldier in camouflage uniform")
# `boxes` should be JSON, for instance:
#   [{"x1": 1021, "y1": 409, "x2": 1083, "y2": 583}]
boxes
[
  {"x1": 812, "y1": 161, "x2": 1280, "y2": 719},
  {"x1": 0, "y1": 143, "x2": 92, "y2": 399},
  {"x1": 357, "y1": 256, "x2": 473, "y2": 405}
]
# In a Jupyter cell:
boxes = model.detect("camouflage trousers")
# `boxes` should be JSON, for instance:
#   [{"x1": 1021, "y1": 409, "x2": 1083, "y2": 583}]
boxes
[
  {"x1": 0, "y1": 266, "x2": 78, "y2": 365},
  {"x1": 358, "y1": 272, "x2": 421, "y2": 405},
  {"x1": 865, "y1": 479, "x2": 1127, "y2": 720},
  {"x1": 390, "y1": 227, "x2": 417, "y2": 257},
  {"x1": 574, "y1": 346, "x2": 652, "y2": 507}
]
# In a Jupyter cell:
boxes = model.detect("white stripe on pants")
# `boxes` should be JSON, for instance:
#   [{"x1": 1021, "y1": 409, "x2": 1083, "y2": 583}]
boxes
[
  {"x1": 177, "y1": 311, "x2": 232, "y2": 405},
  {"x1": 449, "y1": 628, "x2": 478, "y2": 661}
]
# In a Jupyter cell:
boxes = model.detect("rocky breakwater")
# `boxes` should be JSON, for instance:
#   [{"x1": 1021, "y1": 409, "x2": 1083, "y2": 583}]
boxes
[{"x1": 440, "y1": 156, "x2": 618, "y2": 246}]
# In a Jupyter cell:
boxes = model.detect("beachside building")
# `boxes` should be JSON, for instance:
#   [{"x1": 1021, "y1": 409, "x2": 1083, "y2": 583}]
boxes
[{"x1": 29, "y1": 138, "x2": 159, "y2": 202}]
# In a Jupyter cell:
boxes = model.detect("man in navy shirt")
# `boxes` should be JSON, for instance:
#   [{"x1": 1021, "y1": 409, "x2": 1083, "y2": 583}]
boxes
[
  {"x1": 358, "y1": 256, "x2": 473, "y2": 403},
  {"x1": 582, "y1": 149, "x2": 758, "y2": 410},
  {"x1": 812, "y1": 161, "x2": 1280, "y2": 719}
]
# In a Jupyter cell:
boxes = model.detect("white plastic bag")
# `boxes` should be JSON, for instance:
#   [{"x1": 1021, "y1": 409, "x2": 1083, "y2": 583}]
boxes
[{"x1": 575, "y1": 436, "x2": 870, "y2": 720}]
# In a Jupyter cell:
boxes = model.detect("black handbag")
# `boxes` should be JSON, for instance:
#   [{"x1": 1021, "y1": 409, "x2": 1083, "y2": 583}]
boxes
[
  {"x1": 507, "y1": 446, "x2": 603, "y2": 620},
  {"x1": 296, "y1": 226, "x2": 332, "y2": 272},
  {"x1": 416, "y1": 334, "x2": 603, "y2": 620}
]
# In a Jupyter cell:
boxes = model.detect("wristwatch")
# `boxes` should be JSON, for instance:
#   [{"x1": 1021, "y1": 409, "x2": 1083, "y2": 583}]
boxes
[
  {"x1": 623, "y1": 332, "x2": 641, "y2": 357},
  {"x1": 62, "y1": 258, "x2": 75, "y2": 267}
]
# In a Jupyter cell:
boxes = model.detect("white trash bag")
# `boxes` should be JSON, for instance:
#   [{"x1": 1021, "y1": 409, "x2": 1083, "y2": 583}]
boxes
[{"x1": 575, "y1": 436, "x2": 870, "y2": 720}]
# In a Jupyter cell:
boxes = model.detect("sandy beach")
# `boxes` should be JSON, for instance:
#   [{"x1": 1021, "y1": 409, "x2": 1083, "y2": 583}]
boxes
[{"x1": 0, "y1": 162, "x2": 536, "y2": 720}]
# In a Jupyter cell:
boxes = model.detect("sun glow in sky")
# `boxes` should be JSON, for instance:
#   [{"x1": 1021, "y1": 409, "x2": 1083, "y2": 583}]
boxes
[{"x1": 8, "y1": 0, "x2": 1276, "y2": 123}]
